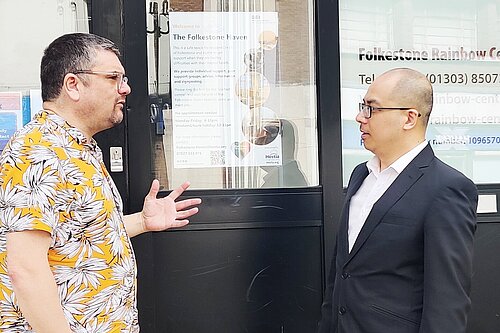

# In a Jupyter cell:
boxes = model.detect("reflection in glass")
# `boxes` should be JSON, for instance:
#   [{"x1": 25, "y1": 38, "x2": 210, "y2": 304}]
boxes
[
  {"x1": 153, "y1": 0, "x2": 318, "y2": 189},
  {"x1": 340, "y1": 0, "x2": 500, "y2": 185},
  {"x1": 241, "y1": 107, "x2": 280, "y2": 146},
  {"x1": 235, "y1": 72, "x2": 271, "y2": 108},
  {"x1": 261, "y1": 119, "x2": 308, "y2": 188}
]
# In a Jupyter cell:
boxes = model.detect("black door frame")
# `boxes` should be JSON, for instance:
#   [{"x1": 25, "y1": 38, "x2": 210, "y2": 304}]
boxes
[
  {"x1": 91, "y1": 0, "x2": 343, "y2": 331},
  {"x1": 91, "y1": 1, "x2": 500, "y2": 333},
  {"x1": 91, "y1": 0, "x2": 342, "y2": 332},
  {"x1": 128, "y1": 0, "x2": 342, "y2": 276},
  {"x1": 91, "y1": 0, "x2": 343, "y2": 283}
]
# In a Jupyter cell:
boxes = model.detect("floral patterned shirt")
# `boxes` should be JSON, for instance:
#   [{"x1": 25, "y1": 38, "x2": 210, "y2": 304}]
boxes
[{"x1": 0, "y1": 110, "x2": 138, "y2": 333}]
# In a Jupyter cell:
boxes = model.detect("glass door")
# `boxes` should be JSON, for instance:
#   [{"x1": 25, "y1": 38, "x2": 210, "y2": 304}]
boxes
[{"x1": 145, "y1": 0, "x2": 319, "y2": 190}]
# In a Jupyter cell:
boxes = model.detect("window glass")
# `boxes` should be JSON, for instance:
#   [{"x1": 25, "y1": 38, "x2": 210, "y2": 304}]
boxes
[
  {"x1": 340, "y1": 0, "x2": 500, "y2": 186},
  {"x1": 147, "y1": 0, "x2": 319, "y2": 190},
  {"x1": 0, "y1": 0, "x2": 89, "y2": 153}
]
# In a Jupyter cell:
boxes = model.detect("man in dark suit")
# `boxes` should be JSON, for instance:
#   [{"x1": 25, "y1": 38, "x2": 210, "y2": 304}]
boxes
[{"x1": 318, "y1": 68, "x2": 478, "y2": 333}]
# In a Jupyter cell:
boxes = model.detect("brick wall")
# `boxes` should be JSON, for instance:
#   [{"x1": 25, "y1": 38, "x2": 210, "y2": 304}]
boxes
[
  {"x1": 171, "y1": 0, "x2": 203, "y2": 12},
  {"x1": 277, "y1": 0, "x2": 312, "y2": 84}
]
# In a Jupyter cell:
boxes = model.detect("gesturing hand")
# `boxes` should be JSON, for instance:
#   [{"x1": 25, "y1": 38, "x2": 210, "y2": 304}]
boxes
[{"x1": 141, "y1": 179, "x2": 201, "y2": 232}]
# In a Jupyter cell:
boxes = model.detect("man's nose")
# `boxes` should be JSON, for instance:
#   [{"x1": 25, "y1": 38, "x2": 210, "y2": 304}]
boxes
[
  {"x1": 119, "y1": 81, "x2": 131, "y2": 95},
  {"x1": 355, "y1": 110, "x2": 367, "y2": 123}
]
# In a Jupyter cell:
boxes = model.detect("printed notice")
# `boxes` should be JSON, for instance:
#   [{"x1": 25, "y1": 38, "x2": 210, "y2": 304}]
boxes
[
  {"x1": 170, "y1": 12, "x2": 281, "y2": 168},
  {"x1": 30, "y1": 89, "x2": 42, "y2": 120}
]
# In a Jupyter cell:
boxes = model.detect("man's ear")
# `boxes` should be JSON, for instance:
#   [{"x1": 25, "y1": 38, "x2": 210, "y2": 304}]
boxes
[
  {"x1": 403, "y1": 109, "x2": 419, "y2": 130},
  {"x1": 63, "y1": 73, "x2": 81, "y2": 101}
]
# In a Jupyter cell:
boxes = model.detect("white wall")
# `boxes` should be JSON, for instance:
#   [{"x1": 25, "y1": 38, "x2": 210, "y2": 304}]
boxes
[{"x1": 0, "y1": 0, "x2": 88, "y2": 92}]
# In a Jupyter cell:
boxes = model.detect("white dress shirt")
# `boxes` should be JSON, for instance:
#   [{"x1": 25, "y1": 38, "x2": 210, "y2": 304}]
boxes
[{"x1": 348, "y1": 141, "x2": 428, "y2": 252}]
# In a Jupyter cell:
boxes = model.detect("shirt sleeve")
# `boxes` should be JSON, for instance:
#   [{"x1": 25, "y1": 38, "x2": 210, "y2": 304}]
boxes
[{"x1": 0, "y1": 136, "x2": 65, "y2": 241}]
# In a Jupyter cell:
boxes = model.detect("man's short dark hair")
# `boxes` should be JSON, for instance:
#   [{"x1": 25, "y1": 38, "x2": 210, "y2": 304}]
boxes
[{"x1": 40, "y1": 33, "x2": 120, "y2": 101}]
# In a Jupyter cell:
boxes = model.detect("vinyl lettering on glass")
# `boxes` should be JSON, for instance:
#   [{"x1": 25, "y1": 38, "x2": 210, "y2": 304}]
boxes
[{"x1": 340, "y1": 0, "x2": 500, "y2": 184}]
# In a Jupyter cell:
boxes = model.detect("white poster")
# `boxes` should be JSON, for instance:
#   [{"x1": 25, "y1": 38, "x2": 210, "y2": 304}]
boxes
[
  {"x1": 170, "y1": 12, "x2": 281, "y2": 168},
  {"x1": 29, "y1": 89, "x2": 43, "y2": 120}
]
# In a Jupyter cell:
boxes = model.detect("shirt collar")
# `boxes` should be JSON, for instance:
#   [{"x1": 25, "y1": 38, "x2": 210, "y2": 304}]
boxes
[
  {"x1": 37, "y1": 110, "x2": 99, "y2": 151},
  {"x1": 366, "y1": 140, "x2": 428, "y2": 175}
]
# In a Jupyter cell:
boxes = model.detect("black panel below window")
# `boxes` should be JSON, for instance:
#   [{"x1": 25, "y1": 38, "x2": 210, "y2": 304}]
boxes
[
  {"x1": 150, "y1": 227, "x2": 322, "y2": 333},
  {"x1": 467, "y1": 222, "x2": 500, "y2": 333}
]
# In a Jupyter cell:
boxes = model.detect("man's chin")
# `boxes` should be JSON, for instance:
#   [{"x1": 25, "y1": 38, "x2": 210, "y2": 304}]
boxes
[
  {"x1": 111, "y1": 111, "x2": 124, "y2": 125},
  {"x1": 362, "y1": 141, "x2": 373, "y2": 152}
]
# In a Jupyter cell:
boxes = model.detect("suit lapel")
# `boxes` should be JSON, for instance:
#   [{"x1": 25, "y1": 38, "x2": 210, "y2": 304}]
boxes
[
  {"x1": 337, "y1": 164, "x2": 369, "y2": 261},
  {"x1": 344, "y1": 145, "x2": 434, "y2": 266},
  {"x1": 345, "y1": 165, "x2": 369, "y2": 200}
]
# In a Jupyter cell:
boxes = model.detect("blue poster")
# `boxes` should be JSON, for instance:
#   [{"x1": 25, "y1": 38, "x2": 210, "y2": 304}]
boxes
[{"x1": 0, "y1": 112, "x2": 18, "y2": 152}]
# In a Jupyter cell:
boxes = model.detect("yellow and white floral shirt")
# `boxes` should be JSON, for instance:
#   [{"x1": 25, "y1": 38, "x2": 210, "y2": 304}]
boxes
[{"x1": 0, "y1": 110, "x2": 138, "y2": 333}]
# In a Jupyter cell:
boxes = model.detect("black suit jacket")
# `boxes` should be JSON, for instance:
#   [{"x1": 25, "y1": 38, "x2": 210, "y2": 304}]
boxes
[{"x1": 318, "y1": 145, "x2": 478, "y2": 333}]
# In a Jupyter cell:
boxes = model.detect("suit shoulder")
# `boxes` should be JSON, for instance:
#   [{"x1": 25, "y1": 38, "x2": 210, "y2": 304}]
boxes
[
  {"x1": 353, "y1": 162, "x2": 368, "y2": 173},
  {"x1": 430, "y1": 157, "x2": 476, "y2": 190}
]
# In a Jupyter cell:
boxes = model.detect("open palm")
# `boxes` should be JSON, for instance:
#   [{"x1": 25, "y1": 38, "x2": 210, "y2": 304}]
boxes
[{"x1": 141, "y1": 179, "x2": 201, "y2": 232}]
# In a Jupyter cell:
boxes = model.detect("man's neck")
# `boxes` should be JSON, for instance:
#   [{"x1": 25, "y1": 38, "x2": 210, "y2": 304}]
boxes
[
  {"x1": 378, "y1": 138, "x2": 426, "y2": 170},
  {"x1": 42, "y1": 101, "x2": 94, "y2": 141}
]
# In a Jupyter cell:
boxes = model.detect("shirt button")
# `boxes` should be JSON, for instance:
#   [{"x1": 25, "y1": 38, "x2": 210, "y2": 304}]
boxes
[
  {"x1": 341, "y1": 272, "x2": 350, "y2": 279},
  {"x1": 338, "y1": 306, "x2": 347, "y2": 315}
]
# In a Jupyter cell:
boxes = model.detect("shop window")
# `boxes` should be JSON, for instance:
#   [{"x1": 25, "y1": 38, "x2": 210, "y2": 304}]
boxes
[
  {"x1": 146, "y1": 0, "x2": 319, "y2": 189},
  {"x1": 340, "y1": 0, "x2": 500, "y2": 185}
]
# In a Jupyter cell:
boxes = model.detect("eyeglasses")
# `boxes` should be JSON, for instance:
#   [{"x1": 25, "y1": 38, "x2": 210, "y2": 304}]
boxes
[
  {"x1": 358, "y1": 103, "x2": 421, "y2": 119},
  {"x1": 74, "y1": 70, "x2": 129, "y2": 91}
]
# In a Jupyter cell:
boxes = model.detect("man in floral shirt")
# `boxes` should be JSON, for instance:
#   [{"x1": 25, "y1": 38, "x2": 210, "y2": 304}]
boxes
[{"x1": 0, "y1": 33, "x2": 201, "y2": 333}]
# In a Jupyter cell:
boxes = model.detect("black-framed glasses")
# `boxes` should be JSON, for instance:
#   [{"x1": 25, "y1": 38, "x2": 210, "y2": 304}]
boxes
[
  {"x1": 74, "y1": 70, "x2": 129, "y2": 91},
  {"x1": 358, "y1": 103, "x2": 421, "y2": 119}
]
